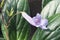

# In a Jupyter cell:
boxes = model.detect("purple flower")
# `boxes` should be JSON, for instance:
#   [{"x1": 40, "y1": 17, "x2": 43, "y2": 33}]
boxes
[{"x1": 21, "y1": 12, "x2": 48, "y2": 30}]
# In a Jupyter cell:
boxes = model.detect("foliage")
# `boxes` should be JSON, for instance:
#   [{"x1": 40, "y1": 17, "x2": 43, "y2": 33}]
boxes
[
  {"x1": 1, "y1": 0, "x2": 60, "y2": 40},
  {"x1": 1, "y1": 0, "x2": 30, "y2": 40}
]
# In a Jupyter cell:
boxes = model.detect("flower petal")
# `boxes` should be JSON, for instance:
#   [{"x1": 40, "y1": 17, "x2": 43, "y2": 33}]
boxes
[
  {"x1": 39, "y1": 19, "x2": 48, "y2": 29},
  {"x1": 32, "y1": 17, "x2": 41, "y2": 25},
  {"x1": 21, "y1": 12, "x2": 36, "y2": 26},
  {"x1": 40, "y1": 19, "x2": 48, "y2": 26},
  {"x1": 36, "y1": 13, "x2": 41, "y2": 20},
  {"x1": 32, "y1": 13, "x2": 41, "y2": 25},
  {"x1": 40, "y1": 26, "x2": 48, "y2": 29}
]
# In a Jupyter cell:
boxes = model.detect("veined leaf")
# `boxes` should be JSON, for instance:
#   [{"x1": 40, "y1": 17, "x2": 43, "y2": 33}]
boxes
[
  {"x1": 1, "y1": 0, "x2": 17, "y2": 40},
  {"x1": 42, "y1": 0, "x2": 52, "y2": 8},
  {"x1": 2, "y1": 0, "x2": 31, "y2": 40},
  {"x1": 41, "y1": 0, "x2": 60, "y2": 18},
  {"x1": 48, "y1": 14, "x2": 60, "y2": 30},
  {"x1": 17, "y1": 0, "x2": 31, "y2": 40}
]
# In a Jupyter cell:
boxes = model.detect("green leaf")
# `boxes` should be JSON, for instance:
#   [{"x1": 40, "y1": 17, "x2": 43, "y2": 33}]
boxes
[
  {"x1": 42, "y1": 0, "x2": 52, "y2": 8},
  {"x1": 32, "y1": 28, "x2": 42, "y2": 40},
  {"x1": 41, "y1": 0, "x2": 60, "y2": 18},
  {"x1": 1, "y1": 0, "x2": 17, "y2": 40},
  {"x1": 0, "y1": 37, "x2": 4, "y2": 40},
  {"x1": 17, "y1": 0, "x2": 30, "y2": 40},
  {"x1": 1, "y1": 0, "x2": 31, "y2": 40},
  {"x1": 48, "y1": 14, "x2": 60, "y2": 30},
  {"x1": 1, "y1": 24, "x2": 9, "y2": 40}
]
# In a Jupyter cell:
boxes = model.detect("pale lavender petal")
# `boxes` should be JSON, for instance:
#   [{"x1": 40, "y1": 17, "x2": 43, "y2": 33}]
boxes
[
  {"x1": 32, "y1": 13, "x2": 41, "y2": 25},
  {"x1": 32, "y1": 17, "x2": 40, "y2": 25},
  {"x1": 21, "y1": 12, "x2": 48, "y2": 30},
  {"x1": 21, "y1": 12, "x2": 36, "y2": 26},
  {"x1": 36, "y1": 13, "x2": 41, "y2": 20},
  {"x1": 40, "y1": 19, "x2": 48, "y2": 26},
  {"x1": 40, "y1": 26, "x2": 48, "y2": 29},
  {"x1": 39, "y1": 19, "x2": 48, "y2": 29},
  {"x1": 36, "y1": 13, "x2": 41, "y2": 17},
  {"x1": 32, "y1": 17, "x2": 36, "y2": 20}
]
